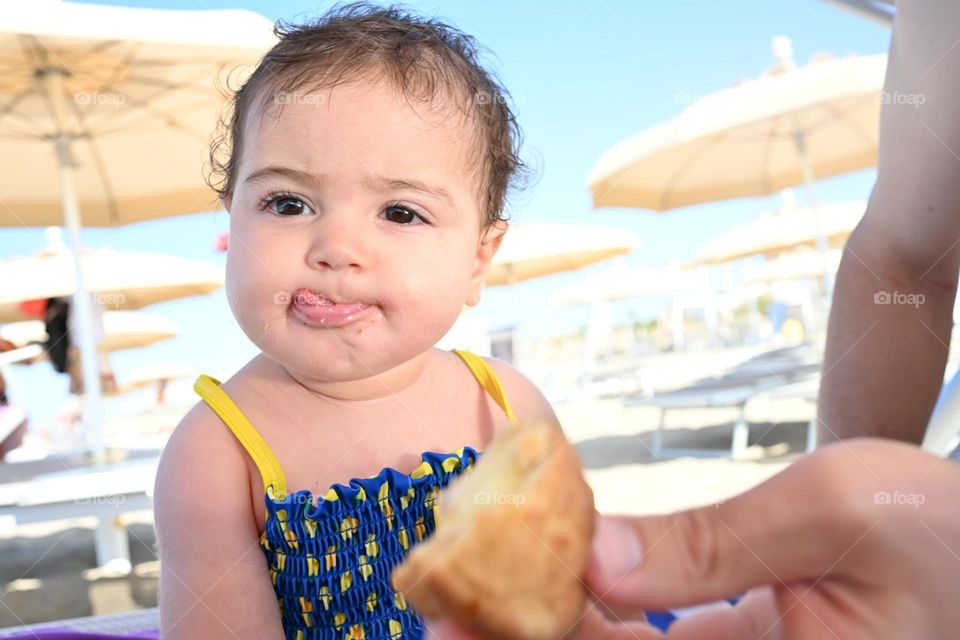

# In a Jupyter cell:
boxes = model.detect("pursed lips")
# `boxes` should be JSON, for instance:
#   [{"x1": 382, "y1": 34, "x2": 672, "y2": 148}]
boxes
[{"x1": 289, "y1": 287, "x2": 373, "y2": 327}]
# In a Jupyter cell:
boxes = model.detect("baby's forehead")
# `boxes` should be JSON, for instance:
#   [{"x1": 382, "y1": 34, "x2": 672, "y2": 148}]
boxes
[
  {"x1": 240, "y1": 77, "x2": 484, "y2": 187},
  {"x1": 251, "y1": 74, "x2": 471, "y2": 132}
]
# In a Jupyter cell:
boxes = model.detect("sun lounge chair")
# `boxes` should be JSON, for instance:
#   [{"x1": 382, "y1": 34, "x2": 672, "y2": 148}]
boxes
[
  {"x1": 0, "y1": 451, "x2": 158, "y2": 574},
  {"x1": 625, "y1": 345, "x2": 820, "y2": 459}
]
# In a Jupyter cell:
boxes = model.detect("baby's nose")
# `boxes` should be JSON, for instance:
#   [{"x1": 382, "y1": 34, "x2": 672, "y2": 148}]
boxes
[{"x1": 306, "y1": 215, "x2": 368, "y2": 270}]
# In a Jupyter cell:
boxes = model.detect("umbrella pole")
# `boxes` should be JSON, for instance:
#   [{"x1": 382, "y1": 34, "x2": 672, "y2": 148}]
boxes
[
  {"x1": 794, "y1": 134, "x2": 834, "y2": 296},
  {"x1": 41, "y1": 69, "x2": 105, "y2": 461},
  {"x1": 794, "y1": 132, "x2": 835, "y2": 316},
  {"x1": 55, "y1": 138, "x2": 105, "y2": 461}
]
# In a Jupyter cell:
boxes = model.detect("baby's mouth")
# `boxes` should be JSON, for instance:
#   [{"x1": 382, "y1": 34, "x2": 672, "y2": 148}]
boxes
[
  {"x1": 293, "y1": 289, "x2": 339, "y2": 307},
  {"x1": 289, "y1": 288, "x2": 373, "y2": 327}
]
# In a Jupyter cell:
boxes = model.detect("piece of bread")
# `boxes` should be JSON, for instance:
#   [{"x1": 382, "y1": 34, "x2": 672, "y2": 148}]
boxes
[{"x1": 391, "y1": 421, "x2": 595, "y2": 640}]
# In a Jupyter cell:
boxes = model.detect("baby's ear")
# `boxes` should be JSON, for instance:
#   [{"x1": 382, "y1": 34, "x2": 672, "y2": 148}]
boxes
[
  {"x1": 466, "y1": 221, "x2": 507, "y2": 307},
  {"x1": 221, "y1": 193, "x2": 233, "y2": 213}
]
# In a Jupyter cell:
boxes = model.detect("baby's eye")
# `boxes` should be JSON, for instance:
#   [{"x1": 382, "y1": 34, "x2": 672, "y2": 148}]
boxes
[
  {"x1": 260, "y1": 192, "x2": 313, "y2": 217},
  {"x1": 383, "y1": 204, "x2": 427, "y2": 225}
]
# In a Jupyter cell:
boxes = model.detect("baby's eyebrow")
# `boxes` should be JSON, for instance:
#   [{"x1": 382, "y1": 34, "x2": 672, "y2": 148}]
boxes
[
  {"x1": 244, "y1": 165, "x2": 326, "y2": 189},
  {"x1": 362, "y1": 175, "x2": 455, "y2": 209}
]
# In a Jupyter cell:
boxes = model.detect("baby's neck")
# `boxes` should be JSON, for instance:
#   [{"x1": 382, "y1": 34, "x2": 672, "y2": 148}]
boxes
[{"x1": 261, "y1": 350, "x2": 435, "y2": 405}]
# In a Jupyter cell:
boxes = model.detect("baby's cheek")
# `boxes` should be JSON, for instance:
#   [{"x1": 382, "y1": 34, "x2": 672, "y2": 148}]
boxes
[{"x1": 225, "y1": 259, "x2": 273, "y2": 330}]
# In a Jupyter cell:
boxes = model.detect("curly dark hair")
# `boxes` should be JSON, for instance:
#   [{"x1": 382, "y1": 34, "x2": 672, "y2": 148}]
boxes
[{"x1": 206, "y1": 2, "x2": 526, "y2": 227}]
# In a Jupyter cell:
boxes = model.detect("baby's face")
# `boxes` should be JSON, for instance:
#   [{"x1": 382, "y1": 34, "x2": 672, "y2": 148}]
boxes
[{"x1": 224, "y1": 78, "x2": 502, "y2": 386}]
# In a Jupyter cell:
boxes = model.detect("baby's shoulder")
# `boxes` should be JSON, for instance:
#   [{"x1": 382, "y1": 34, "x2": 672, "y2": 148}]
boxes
[
  {"x1": 158, "y1": 397, "x2": 254, "y2": 495},
  {"x1": 478, "y1": 355, "x2": 558, "y2": 425},
  {"x1": 153, "y1": 397, "x2": 259, "y2": 547}
]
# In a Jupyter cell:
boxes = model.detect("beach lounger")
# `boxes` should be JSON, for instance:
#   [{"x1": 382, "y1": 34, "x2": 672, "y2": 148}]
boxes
[
  {"x1": 756, "y1": 376, "x2": 820, "y2": 453},
  {"x1": 625, "y1": 345, "x2": 820, "y2": 459},
  {"x1": 0, "y1": 451, "x2": 158, "y2": 573}
]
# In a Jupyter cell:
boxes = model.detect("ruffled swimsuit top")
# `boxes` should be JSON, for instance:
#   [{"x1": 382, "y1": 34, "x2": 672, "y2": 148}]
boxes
[{"x1": 193, "y1": 350, "x2": 516, "y2": 640}]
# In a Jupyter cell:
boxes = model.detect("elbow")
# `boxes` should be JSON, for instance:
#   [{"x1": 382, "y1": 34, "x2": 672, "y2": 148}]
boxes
[{"x1": 842, "y1": 217, "x2": 960, "y2": 298}]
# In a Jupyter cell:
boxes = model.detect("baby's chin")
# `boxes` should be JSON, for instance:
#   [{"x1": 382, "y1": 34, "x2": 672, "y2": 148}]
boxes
[{"x1": 255, "y1": 327, "x2": 441, "y2": 389}]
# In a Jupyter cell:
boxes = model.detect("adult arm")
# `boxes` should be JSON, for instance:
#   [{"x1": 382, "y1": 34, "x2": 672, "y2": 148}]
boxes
[{"x1": 818, "y1": 0, "x2": 960, "y2": 443}]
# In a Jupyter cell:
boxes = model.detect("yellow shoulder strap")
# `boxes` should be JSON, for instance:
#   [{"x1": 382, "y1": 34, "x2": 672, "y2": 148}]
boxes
[
  {"x1": 193, "y1": 375, "x2": 288, "y2": 500},
  {"x1": 452, "y1": 350, "x2": 518, "y2": 423}
]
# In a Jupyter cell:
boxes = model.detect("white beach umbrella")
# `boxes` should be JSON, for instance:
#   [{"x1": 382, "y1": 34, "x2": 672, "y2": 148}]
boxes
[
  {"x1": 745, "y1": 249, "x2": 843, "y2": 285},
  {"x1": 0, "y1": 311, "x2": 179, "y2": 355},
  {"x1": 588, "y1": 43, "x2": 884, "y2": 210},
  {"x1": 487, "y1": 223, "x2": 640, "y2": 286},
  {"x1": 693, "y1": 200, "x2": 865, "y2": 266},
  {"x1": 588, "y1": 38, "x2": 885, "y2": 299},
  {"x1": 0, "y1": 249, "x2": 224, "y2": 324},
  {"x1": 0, "y1": 0, "x2": 274, "y2": 457}
]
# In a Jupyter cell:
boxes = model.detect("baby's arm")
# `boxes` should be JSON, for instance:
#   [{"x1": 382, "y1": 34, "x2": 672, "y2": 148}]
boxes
[{"x1": 153, "y1": 404, "x2": 284, "y2": 640}]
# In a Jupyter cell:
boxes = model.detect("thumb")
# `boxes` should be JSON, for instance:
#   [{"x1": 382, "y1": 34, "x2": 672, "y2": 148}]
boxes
[{"x1": 585, "y1": 452, "x2": 874, "y2": 611}]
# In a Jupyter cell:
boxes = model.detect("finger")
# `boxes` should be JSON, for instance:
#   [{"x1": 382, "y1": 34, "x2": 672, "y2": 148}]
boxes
[
  {"x1": 422, "y1": 619, "x2": 484, "y2": 639},
  {"x1": 586, "y1": 447, "x2": 879, "y2": 611},
  {"x1": 572, "y1": 602, "x2": 664, "y2": 640},
  {"x1": 666, "y1": 587, "x2": 782, "y2": 640}
]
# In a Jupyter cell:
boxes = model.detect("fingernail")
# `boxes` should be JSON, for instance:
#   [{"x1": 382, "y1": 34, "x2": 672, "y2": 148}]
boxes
[{"x1": 594, "y1": 517, "x2": 644, "y2": 582}]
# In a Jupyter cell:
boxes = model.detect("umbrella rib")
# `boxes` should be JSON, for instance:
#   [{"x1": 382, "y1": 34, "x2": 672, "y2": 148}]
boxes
[
  {"x1": 657, "y1": 134, "x2": 727, "y2": 211},
  {"x1": 62, "y1": 39, "x2": 128, "y2": 68},
  {"x1": 16, "y1": 35, "x2": 51, "y2": 71},
  {"x1": 82, "y1": 65, "x2": 227, "y2": 133},
  {"x1": 760, "y1": 116, "x2": 780, "y2": 196},
  {"x1": 0, "y1": 129, "x2": 61, "y2": 143},
  {"x1": 118, "y1": 72, "x2": 225, "y2": 97},
  {"x1": 85, "y1": 98, "x2": 217, "y2": 141},
  {"x1": 80, "y1": 134, "x2": 122, "y2": 226},
  {"x1": 0, "y1": 87, "x2": 48, "y2": 133},
  {"x1": 809, "y1": 96, "x2": 879, "y2": 149},
  {"x1": 66, "y1": 44, "x2": 142, "y2": 133},
  {"x1": 100, "y1": 44, "x2": 143, "y2": 98}
]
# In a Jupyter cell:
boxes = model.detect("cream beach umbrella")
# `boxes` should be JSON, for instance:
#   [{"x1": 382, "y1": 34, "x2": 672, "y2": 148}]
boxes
[
  {"x1": 0, "y1": 249, "x2": 224, "y2": 323},
  {"x1": 0, "y1": 0, "x2": 274, "y2": 457},
  {"x1": 693, "y1": 200, "x2": 865, "y2": 266},
  {"x1": 0, "y1": 311, "x2": 178, "y2": 355},
  {"x1": 115, "y1": 362, "x2": 195, "y2": 396},
  {"x1": 588, "y1": 37, "x2": 884, "y2": 298},
  {"x1": 588, "y1": 42, "x2": 885, "y2": 210},
  {"x1": 745, "y1": 249, "x2": 843, "y2": 285},
  {"x1": 487, "y1": 223, "x2": 640, "y2": 286}
]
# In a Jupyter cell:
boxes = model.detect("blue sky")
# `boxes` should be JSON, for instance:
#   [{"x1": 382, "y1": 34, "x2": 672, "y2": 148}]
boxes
[{"x1": 0, "y1": 1, "x2": 890, "y2": 431}]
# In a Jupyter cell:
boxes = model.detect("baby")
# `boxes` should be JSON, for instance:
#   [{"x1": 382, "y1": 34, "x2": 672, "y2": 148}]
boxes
[{"x1": 153, "y1": 4, "x2": 560, "y2": 639}]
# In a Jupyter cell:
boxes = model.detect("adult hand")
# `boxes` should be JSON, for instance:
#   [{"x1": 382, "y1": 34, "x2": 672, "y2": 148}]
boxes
[{"x1": 587, "y1": 439, "x2": 960, "y2": 639}]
